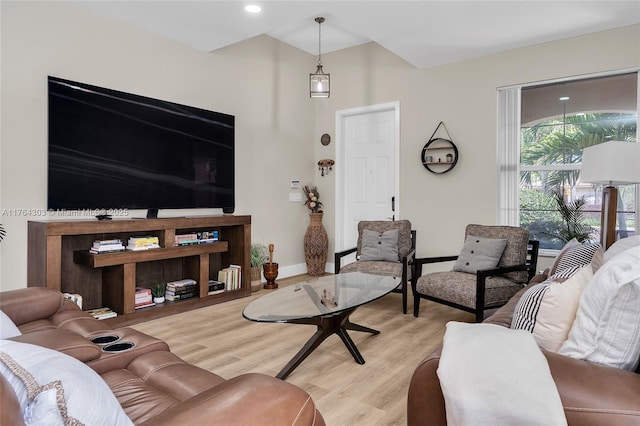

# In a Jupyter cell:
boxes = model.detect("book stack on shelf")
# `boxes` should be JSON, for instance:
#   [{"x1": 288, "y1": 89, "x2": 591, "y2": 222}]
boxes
[
  {"x1": 63, "y1": 292, "x2": 83, "y2": 309},
  {"x1": 218, "y1": 265, "x2": 241, "y2": 291},
  {"x1": 208, "y1": 280, "x2": 225, "y2": 295},
  {"x1": 127, "y1": 236, "x2": 160, "y2": 251},
  {"x1": 174, "y1": 233, "x2": 199, "y2": 246},
  {"x1": 198, "y1": 230, "x2": 219, "y2": 244},
  {"x1": 166, "y1": 279, "x2": 197, "y2": 301},
  {"x1": 86, "y1": 307, "x2": 117, "y2": 320},
  {"x1": 134, "y1": 287, "x2": 155, "y2": 309},
  {"x1": 90, "y1": 239, "x2": 125, "y2": 254},
  {"x1": 174, "y1": 230, "x2": 219, "y2": 246}
]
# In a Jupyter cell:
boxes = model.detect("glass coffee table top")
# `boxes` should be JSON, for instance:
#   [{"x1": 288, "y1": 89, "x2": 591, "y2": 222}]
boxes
[
  {"x1": 243, "y1": 272, "x2": 400, "y2": 322},
  {"x1": 242, "y1": 272, "x2": 400, "y2": 380}
]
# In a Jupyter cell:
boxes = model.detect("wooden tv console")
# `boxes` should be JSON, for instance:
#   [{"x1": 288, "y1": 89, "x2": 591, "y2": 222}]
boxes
[{"x1": 27, "y1": 215, "x2": 251, "y2": 325}]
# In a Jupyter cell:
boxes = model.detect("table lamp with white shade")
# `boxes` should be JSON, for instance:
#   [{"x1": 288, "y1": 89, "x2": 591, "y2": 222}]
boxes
[{"x1": 580, "y1": 141, "x2": 640, "y2": 250}]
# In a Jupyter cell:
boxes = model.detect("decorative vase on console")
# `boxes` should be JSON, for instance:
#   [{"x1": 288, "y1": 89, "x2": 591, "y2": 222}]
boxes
[
  {"x1": 304, "y1": 213, "x2": 328, "y2": 275},
  {"x1": 263, "y1": 243, "x2": 279, "y2": 289},
  {"x1": 302, "y1": 184, "x2": 328, "y2": 276}
]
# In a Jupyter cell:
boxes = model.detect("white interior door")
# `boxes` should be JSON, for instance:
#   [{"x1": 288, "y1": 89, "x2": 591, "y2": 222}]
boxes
[{"x1": 336, "y1": 102, "x2": 400, "y2": 252}]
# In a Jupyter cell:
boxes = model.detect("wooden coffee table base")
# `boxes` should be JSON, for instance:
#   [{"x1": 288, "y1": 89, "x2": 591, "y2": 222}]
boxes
[{"x1": 276, "y1": 307, "x2": 379, "y2": 380}]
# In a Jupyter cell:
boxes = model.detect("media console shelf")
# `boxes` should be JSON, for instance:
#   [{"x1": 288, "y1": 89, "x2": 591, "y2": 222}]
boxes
[{"x1": 28, "y1": 215, "x2": 251, "y2": 325}]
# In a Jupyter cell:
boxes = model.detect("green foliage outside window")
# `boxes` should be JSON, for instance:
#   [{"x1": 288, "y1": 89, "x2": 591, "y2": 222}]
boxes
[
  {"x1": 520, "y1": 189, "x2": 565, "y2": 250},
  {"x1": 520, "y1": 112, "x2": 637, "y2": 250}
]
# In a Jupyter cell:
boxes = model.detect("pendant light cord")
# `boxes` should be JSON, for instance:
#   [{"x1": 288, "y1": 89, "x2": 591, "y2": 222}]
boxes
[{"x1": 316, "y1": 17, "x2": 324, "y2": 66}]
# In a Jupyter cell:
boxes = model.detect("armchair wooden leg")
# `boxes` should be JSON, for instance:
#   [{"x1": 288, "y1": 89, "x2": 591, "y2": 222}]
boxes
[
  {"x1": 401, "y1": 282, "x2": 407, "y2": 314},
  {"x1": 413, "y1": 296, "x2": 420, "y2": 317},
  {"x1": 475, "y1": 274, "x2": 486, "y2": 323}
]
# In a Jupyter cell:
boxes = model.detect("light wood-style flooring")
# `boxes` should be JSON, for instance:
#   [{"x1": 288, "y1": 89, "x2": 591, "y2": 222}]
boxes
[{"x1": 131, "y1": 275, "x2": 474, "y2": 426}]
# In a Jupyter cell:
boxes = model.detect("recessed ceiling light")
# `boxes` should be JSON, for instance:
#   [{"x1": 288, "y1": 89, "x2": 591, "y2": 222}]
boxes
[
  {"x1": 244, "y1": 4, "x2": 261, "y2": 14},
  {"x1": 559, "y1": 96, "x2": 570, "y2": 101}
]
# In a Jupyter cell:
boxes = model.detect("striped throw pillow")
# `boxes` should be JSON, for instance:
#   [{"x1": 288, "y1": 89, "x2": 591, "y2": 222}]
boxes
[
  {"x1": 511, "y1": 265, "x2": 593, "y2": 352},
  {"x1": 555, "y1": 242, "x2": 599, "y2": 271},
  {"x1": 551, "y1": 241, "x2": 603, "y2": 275}
]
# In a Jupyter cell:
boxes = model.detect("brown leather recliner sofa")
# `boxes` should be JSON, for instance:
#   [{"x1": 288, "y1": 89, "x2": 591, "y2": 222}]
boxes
[
  {"x1": 0, "y1": 287, "x2": 325, "y2": 426},
  {"x1": 406, "y1": 274, "x2": 640, "y2": 426}
]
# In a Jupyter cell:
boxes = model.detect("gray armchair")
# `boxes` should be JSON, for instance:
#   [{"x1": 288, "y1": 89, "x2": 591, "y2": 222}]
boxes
[
  {"x1": 412, "y1": 224, "x2": 539, "y2": 322},
  {"x1": 335, "y1": 220, "x2": 416, "y2": 314}
]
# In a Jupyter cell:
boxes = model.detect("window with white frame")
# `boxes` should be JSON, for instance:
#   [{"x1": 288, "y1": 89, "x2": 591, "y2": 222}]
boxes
[{"x1": 498, "y1": 71, "x2": 639, "y2": 253}]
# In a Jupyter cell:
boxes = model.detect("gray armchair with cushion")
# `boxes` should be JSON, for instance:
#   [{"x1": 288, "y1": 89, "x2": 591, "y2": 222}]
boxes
[
  {"x1": 412, "y1": 224, "x2": 539, "y2": 322},
  {"x1": 335, "y1": 220, "x2": 416, "y2": 314}
]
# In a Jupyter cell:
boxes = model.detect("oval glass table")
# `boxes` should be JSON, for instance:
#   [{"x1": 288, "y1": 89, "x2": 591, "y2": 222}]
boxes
[{"x1": 243, "y1": 272, "x2": 400, "y2": 380}]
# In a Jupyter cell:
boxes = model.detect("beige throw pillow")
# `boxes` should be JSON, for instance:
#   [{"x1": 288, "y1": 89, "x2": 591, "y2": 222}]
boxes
[{"x1": 511, "y1": 265, "x2": 593, "y2": 352}]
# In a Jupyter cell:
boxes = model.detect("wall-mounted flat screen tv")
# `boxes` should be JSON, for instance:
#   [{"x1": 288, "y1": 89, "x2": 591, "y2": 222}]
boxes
[{"x1": 48, "y1": 76, "x2": 234, "y2": 218}]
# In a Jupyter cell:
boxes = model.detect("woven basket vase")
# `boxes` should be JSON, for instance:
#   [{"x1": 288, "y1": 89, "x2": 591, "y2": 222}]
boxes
[
  {"x1": 250, "y1": 266, "x2": 262, "y2": 292},
  {"x1": 304, "y1": 212, "x2": 328, "y2": 276}
]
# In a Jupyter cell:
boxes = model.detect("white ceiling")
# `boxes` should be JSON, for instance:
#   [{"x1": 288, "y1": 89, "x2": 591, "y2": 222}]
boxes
[{"x1": 75, "y1": 1, "x2": 640, "y2": 69}]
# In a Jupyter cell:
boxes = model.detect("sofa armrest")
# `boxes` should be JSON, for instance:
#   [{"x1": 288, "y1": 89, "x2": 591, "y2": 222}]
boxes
[
  {"x1": 407, "y1": 348, "x2": 446, "y2": 426},
  {"x1": 0, "y1": 288, "x2": 68, "y2": 326},
  {"x1": 137, "y1": 373, "x2": 325, "y2": 426},
  {"x1": 408, "y1": 347, "x2": 640, "y2": 426},
  {"x1": 547, "y1": 351, "x2": 640, "y2": 425},
  {"x1": 9, "y1": 328, "x2": 102, "y2": 362}
]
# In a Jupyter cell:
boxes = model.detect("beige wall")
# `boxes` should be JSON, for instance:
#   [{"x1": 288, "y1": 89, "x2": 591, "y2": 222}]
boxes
[
  {"x1": 314, "y1": 25, "x2": 639, "y2": 272},
  {"x1": 1, "y1": 1, "x2": 638, "y2": 290}
]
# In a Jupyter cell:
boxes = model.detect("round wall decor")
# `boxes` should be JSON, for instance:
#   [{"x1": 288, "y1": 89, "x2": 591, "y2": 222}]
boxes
[
  {"x1": 421, "y1": 138, "x2": 458, "y2": 174},
  {"x1": 321, "y1": 133, "x2": 331, "y2": 146},
  {"x1": 421, "y1": 122, "x2": 458, "y2": 174}
]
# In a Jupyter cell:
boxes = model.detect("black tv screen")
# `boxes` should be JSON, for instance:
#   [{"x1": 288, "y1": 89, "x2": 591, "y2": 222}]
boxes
[{"x1": 48, "y1": 76, "x2": 234, "y2": 216}]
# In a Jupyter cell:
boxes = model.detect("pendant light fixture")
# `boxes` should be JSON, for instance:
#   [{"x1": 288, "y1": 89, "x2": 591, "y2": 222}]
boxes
[{"x1": 310, "y1": 17, "x2": 330, "y2": 98}]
